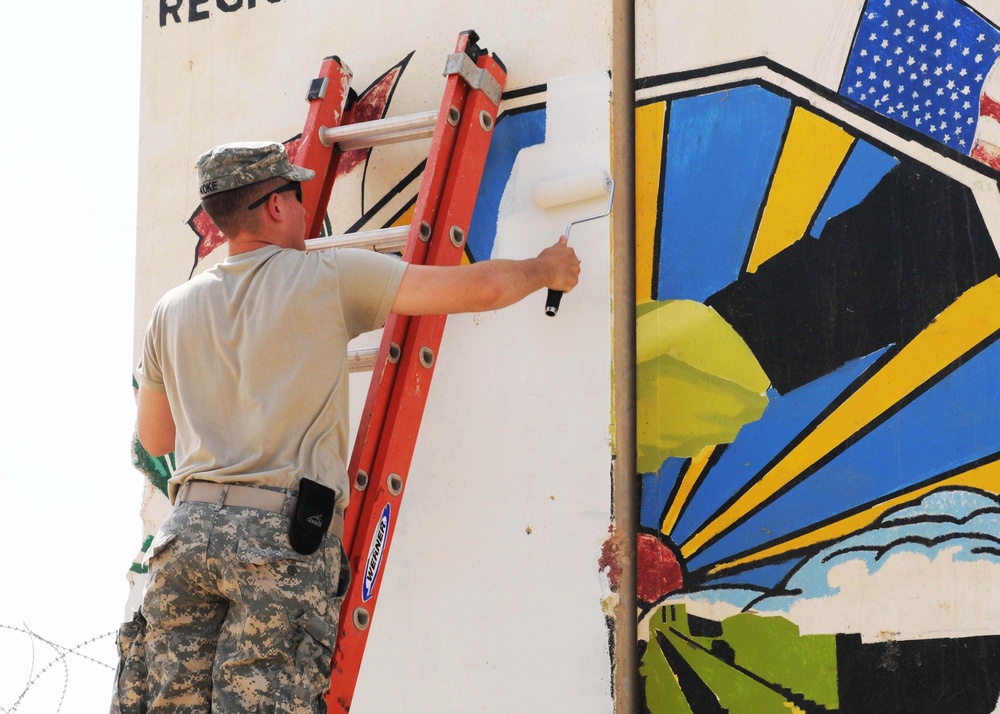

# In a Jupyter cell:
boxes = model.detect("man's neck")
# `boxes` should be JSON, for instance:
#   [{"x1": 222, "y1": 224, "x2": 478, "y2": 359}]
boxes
[
  {"x1": 227, "y1": 228, "x2": 307, "y2": 256},
  {"x1": 227, "y1": 235, "x2": 274, "y2": 256}
]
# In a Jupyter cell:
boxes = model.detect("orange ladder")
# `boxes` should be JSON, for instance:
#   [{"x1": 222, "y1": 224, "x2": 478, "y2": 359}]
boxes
[{"x1": 290, "y1": 30, "x2": 506, "y2": 712}]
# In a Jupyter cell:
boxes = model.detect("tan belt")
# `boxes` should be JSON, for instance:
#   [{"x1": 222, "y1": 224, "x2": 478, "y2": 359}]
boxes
[{"x1": 177, "y1": 481, "x2": 345, "y2": 541}]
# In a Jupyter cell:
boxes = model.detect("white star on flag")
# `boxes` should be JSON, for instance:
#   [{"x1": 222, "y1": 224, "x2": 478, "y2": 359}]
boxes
[{"x1": 841, "y1": 0, "x2": 1000, "y2": 161}]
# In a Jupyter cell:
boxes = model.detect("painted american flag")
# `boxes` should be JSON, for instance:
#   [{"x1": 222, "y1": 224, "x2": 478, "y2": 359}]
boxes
[{"x1": 841, "y1": 0, "x2": 1000, "y2": 159}]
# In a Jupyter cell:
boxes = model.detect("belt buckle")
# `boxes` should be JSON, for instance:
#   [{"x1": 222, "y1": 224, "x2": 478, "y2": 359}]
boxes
[{"x1": 215, "y1": 484, "x2": 230, "y2": 511}]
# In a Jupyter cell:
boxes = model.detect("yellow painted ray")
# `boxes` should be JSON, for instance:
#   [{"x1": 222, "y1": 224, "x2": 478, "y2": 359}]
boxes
[
  {"x1": 746, "y1": 107, "x2": 854, "y2": 273},
  {"x1": 705, "y1": 455, "x2": 1000, "y2": 577},
  {"x1": 391, "y1": 204, "x2": 416, "y2": 229},
  {"x1": 388, "y1": 204, "x2": 455, "y2": 263},
  {"x1": 661, "y1": 445, "x2": 717, "y2": 535},
  {"x1": 636, "y1": 102, "x2": 666, "y2": 302},
  {"x1": 392, "y1": 203, "x2": 473, "y2": 265},
  {"x1": 681, "y1": 275, "x2": 1000, "y2": 559}
]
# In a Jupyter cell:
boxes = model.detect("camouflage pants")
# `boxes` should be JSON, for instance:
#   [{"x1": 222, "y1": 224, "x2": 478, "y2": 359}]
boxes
[{"x1": 110, "y1": 499, "x2": 348, "y2": 713}]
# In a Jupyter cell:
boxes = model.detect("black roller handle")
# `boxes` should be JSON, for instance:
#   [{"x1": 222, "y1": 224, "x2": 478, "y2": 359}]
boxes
[
  {"x1": 544, "y1": 178, "x2": 615, "y2": 317},
  {"x1": 545, "y1": 289, "x2": 563, "y2": 316}
]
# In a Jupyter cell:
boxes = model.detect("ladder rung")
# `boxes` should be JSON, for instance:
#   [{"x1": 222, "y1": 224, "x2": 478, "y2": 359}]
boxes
[
  {"x1": 320, "y1": 111, "x2": 438, "y2": 151},
  {"x1": 348, "y1": 347, "x2": 379, "y2": 373},
  {"x1": 305, "y1": 226, "x2": 409, "y2": 253}
]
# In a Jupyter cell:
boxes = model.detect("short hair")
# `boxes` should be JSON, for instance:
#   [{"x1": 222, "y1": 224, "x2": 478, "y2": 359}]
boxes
[{"x1": 200, "y1": 177, "x2": 284, "y2": 237}]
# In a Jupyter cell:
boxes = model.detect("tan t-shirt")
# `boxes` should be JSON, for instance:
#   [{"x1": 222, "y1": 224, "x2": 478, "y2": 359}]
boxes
[{"x1": 138, "y1": 245, "x2": 407, "y2": 506}]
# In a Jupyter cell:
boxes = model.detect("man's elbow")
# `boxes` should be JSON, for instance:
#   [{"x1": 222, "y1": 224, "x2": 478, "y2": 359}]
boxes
[
  {"x1": 138, "y1": 429, "x2": 174, "y2": 458},
  {"x1": 474, "y1": 278, "x2": 506, "y2": 312}
]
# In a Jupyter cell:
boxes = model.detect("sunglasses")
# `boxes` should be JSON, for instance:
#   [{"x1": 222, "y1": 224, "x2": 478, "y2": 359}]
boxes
[{"x1": 247, "y1": 182, "x2": 302, "y2": 210}]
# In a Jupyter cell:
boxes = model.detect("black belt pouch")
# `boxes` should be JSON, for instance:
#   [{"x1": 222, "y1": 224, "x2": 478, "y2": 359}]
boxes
[{"x1": 289, "y1": 477, "x2": 335, "y2": 555}]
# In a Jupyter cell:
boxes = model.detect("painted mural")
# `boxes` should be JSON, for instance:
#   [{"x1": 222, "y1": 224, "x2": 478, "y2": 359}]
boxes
[{"x1": 636, "y1": 1, "x2": 1000, "y2": 712}]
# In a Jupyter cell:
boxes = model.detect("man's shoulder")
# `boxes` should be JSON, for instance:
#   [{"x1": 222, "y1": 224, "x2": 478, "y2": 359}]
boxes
[
  {"x1": 251, "y1": 245, "x2": 338, "y2": 268},
  {"x1": 265, "y1": 247, "x2": 395, "y2": 282},
  {"x1": 324, "y1": 246, "x2": 405, "y2": 274},
  {"x1": 153, "y1": 264, "x2": 224, "y2": 315}
]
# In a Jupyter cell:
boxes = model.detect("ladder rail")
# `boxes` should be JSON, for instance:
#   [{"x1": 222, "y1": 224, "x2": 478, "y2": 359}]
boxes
[
  {"x1": 339, "y1": 43, "x2": 475, "y2": 558},
  {"x1": 296, "y1": 55, "x2": 355, "y2": 240},
  {"x1": 327, "y1": 39, "x2": 506, "y2": 712},
  {"x1": 285, "y1": 31, "x2": 506, "y2": 713}
]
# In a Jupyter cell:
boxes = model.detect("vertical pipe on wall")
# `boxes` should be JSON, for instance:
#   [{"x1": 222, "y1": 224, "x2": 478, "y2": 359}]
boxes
[{"x1": 611, "y1": 0, "x2": 637, "y2": 711}]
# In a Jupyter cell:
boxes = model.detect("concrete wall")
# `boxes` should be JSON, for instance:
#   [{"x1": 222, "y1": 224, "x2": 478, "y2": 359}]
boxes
[
  {"x1": 134, "y1": 1, "x2": 1000, "y2": 711},
  {"x1": 133, "y1": 2, "x2": 615, "y2": 711}
]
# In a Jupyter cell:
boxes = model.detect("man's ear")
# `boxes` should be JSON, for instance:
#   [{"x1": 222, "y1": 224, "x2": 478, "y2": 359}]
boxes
[{"x1": 265, "y1": 195, "x2": 284, "y2": 222}]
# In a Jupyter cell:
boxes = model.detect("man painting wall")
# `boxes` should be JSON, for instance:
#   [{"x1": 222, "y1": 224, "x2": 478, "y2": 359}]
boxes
[{"x1": 112, "y1": 141, "x2": 581, "y2": 712}]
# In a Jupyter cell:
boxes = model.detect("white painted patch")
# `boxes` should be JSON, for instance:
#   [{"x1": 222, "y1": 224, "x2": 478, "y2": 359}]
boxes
[
  {"x1": 495, "y1": 71, "x2": 613, "y2": 284},
  {"x1": 353, "y1": 70, "x2": 614, "y2": 712}
]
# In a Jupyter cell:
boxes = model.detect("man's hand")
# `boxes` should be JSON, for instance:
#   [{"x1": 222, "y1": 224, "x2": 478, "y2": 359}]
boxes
[
  {"x1": 391, "y1": 238, "x2": 582, "y2": 316},
  {"x1": 537, "y1": 236, "x2": 581, "y2": 292}
]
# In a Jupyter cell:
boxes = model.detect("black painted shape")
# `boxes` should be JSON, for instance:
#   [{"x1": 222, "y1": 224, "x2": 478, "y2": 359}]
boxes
[
  {"x1": 189, "y1": 0, "x2": 210, "y2": 22},
  {"x1": 655, "y1": 630, "x2": 727, "y2": 713},
  {"x1": 707, "y1": 158, "x2": 1000, "y2": 394},
  {"x1": 638, "y1": 638, "x2": 653, "y2": 714},
  {"x1": 689, "y1": 614, "x2": 724, "y2": 639},
  {"x1": 836, "y1": 633, "x2": 1000, "y2": 713},
  {"x1": 160, "y1": 0, "x2": 182, "y2": 26}
]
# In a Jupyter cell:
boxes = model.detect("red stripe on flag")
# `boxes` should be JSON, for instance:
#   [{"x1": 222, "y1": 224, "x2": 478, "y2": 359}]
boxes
[
  {"x1": 980, "y1": 92, "x2": 1000, "y2": 124},
  {"x1": 971, "y1": 143, "x2": 1000, "y2": 171}
]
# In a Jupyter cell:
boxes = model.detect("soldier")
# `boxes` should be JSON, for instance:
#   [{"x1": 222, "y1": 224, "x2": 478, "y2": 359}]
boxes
[{"x1": 111, "y1": 141, "x2": 581, "y2": 713}]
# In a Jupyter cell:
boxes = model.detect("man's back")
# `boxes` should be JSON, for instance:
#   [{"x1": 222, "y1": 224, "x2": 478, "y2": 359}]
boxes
[{"x1": 141, "y1": 244, "x2": 405, "y2": 503}]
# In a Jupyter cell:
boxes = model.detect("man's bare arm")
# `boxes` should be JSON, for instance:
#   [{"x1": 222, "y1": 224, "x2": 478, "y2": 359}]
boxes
[
  {"x1": 137, "y1": 386, "x2": 176, "y2": 457},
  {"x1": 391, "y1": 237, "x2": 581, "y2": 316}
]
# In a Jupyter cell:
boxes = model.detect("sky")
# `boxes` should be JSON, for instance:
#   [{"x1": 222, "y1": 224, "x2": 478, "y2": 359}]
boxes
[{"x1": 0, "y1": 3, "x2": 142, "y2": 711}]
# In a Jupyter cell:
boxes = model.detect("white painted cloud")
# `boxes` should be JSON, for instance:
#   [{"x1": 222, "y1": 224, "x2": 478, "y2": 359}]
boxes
[
  {"x1": 644, "y1": 488, "x2": 1000, "y2": 644},
  {"x1": 749, "y1": 488, "x2": 1000, "y2": 642},
  {"x1": 763, "y1": 546, "x2": 1000, "y2": 642}
]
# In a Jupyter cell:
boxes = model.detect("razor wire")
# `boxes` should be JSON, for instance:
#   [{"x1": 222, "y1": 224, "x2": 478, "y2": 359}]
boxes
[{"x1": 0, "y1": 623, "x2": 115, "y2": 714}]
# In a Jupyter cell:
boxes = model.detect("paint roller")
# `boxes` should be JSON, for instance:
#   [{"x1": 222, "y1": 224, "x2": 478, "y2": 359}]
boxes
[{"x1": 532, "y1": 170, "x2": 615, "y2": 316}]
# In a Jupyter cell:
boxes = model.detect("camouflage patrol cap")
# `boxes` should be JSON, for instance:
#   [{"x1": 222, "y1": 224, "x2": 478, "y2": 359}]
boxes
[{"x1": 196, "y1": 141, "x2": 315, "y2": 198}]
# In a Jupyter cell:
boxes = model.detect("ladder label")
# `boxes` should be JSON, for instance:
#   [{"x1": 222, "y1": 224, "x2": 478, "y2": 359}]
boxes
[{"x1": 362, "y1": 503, "x2": 391, "y2": 602}]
